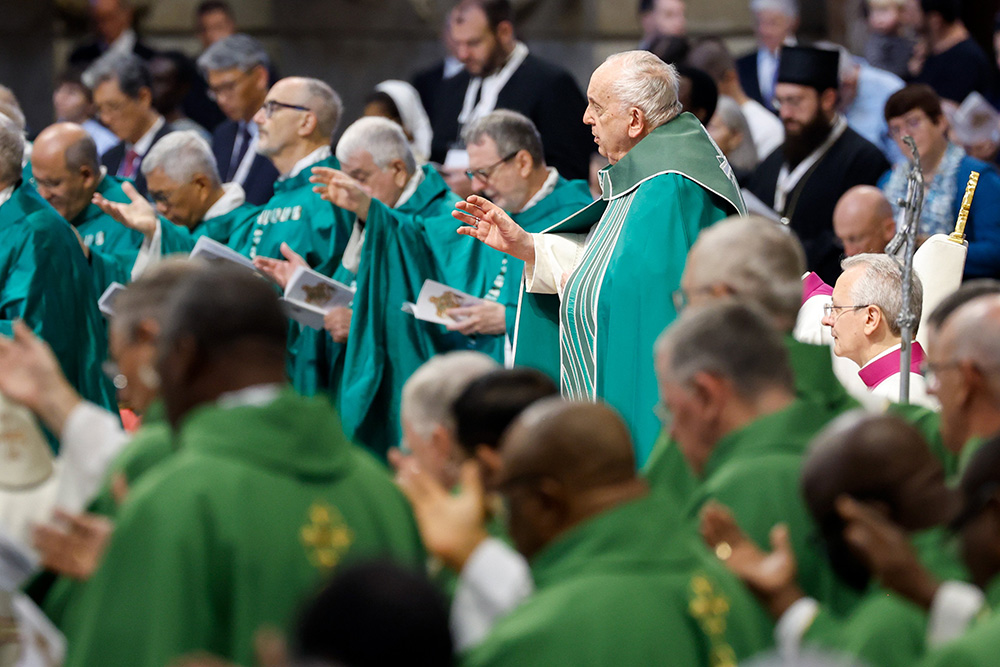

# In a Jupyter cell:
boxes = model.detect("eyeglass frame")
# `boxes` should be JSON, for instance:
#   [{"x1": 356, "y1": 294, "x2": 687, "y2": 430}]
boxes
[
  {"x1": 822, "y1": 303, "x2": 872, "y2": 320},
  {"x1": 259, "y1": 99, "x2": 312, "y2": 119},
  {"x1": 207, "y1": 68, "x2": 256, "y2": 102},
  {"x1": 465, "y1": 151, "x2": 520, "y2": 182}
]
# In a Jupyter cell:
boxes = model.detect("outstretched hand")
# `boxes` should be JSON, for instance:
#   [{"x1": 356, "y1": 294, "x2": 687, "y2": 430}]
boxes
[
  {"x1": 253, "y1": 242, "x2": 308, "y2": 289},
  {"x1": 92, "y1": 181, "x2": 158, "y2": 237},
  {"x1": 310, "y1": 166, "x2": 373, "y2": 220},
  {"x1": 453, "y1": 195, "x2": 535, "y2": 263},
  {"x1": 700, "y1": 501, "x2": 803, "y2": 619}
]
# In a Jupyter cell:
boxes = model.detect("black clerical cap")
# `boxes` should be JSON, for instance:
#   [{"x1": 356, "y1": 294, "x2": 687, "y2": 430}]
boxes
[{"x1": 777, "y1": 46, "x2": 840, "y2": 93}]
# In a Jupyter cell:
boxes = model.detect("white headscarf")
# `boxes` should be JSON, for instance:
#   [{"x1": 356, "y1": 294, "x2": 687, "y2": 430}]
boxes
[{"x1": 374, "y1": 80, "x2": 433, "y2": 165}]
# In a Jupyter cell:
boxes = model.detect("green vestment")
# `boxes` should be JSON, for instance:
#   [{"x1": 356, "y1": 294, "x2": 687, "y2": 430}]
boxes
[
  {"x1": 0, "y1": 183, "x2": 117, "y2": 428},
  {"x1": 67, "y1": 174, "x2": 144, "y2": 266},
  {"x1": 463, "y1": 492, "x2": 773, "y2": 667},
  {"x1": 66, "y1": 388, "x2": 424, "y2": 667},
  {"x1": 504, "y1": 176, "x2": 592, "y2": 338},
  {"x1": 684, "y1": 400, "x2": 862, "y2": 616},
  {"x1": 154, "y1": 202, "x2": 264, "y2": 255},
  {"x1": 228, "y1": 155, "x2": 353, "y2": 277},
  {"x1": 919, "y1": 578, "x2": 1000, "y2": 667},
  {"x1": 511, "y1": 114, "x2": 745, "y2": 466}
]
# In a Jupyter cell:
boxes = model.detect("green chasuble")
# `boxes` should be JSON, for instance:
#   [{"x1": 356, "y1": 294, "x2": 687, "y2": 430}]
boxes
[
  {"x1": 154, "y1": 202, "x2": 264, "y2": 256},
  {"x1": 645, "y1": 336, "x2": 856, "y2": 508},
  {"x1": 503, "y1": 176, "x2": 592, "y2": 338},
  {"x1": 463, "y1": 492, "x2": 773, "y2": 667},
  {"x1": 684, "y1": 400, "x2": 862, "y2": 616},
  {"x1": 338, "y1": 166, "x2": 500, "y2": 457},
  {"x1": 66, "y1": 388, "x2": 425, "y2": 667},
  {"x1": 919, "y1": 577, "x2": 1000, "y2": 667},
  {"x1": 512, "y1": 113, "x2": 745, "y2": 466},
  {"x1": 67, "y1": 174, "x2": 145, "y2": 265},
  {"x1": 228, "y1": 154, "x2": 353, "y2": 277},
  {"x1": 801, "y1": 527, "x2": 967, "y2": 667},
  {"x1": 0, "y1": 183, "x2": 117, "y2": 427}
]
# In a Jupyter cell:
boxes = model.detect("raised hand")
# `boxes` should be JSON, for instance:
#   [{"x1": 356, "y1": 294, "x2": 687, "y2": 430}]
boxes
[
  {"x1": 310, "y1": 166, "x2": 372, "y2": 220},
  {"x1": 837, "y1": 495, "x2": 939, "y2": 609},
  {"x1": 253, "y1": 242, "x2": 308, "y2": 289},
  {"x1": 0, "y1": 321, "x2": 81, "y2": 434},
  {"x1": 700, "y1": 501, "x2": 803, "y2": 619},
  {"x1": 92, "y1": 181, "x2": 158, "y2": 237},
  {"x1": 446, "y1": 301, "x2": 506, "y2": 336},
  {"x1": 453, "y1": 195, "x2": 535, "y2": 263}
]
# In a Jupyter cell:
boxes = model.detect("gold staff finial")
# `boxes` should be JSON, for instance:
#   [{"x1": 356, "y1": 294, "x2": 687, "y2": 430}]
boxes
[{"x1": 951, "y1": 171, "x2": 980, "y2": 243}]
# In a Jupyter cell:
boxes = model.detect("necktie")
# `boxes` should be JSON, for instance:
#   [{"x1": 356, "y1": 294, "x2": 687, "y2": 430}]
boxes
[
  {"x1": 120, "y1": 148, "x2": 140, "y2": 179},
  {"x1": 227, "y1": 124, "x2": 252, "y2": 182}
]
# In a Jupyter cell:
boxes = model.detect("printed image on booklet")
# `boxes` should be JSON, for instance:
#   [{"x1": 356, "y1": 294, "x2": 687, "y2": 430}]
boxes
[
  {"x1": 280, "y1": 265, "x2": 355, "y2": 330},
  {"x1": 404, "y1": 280, "x2": 483, "y2": 326}
]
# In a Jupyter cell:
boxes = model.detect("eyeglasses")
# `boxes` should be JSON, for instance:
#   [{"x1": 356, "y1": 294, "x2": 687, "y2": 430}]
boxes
[
  {"x1": 259, "y1": 100, "x2": 311, "y2": 118},
  {"x1": 465, "y1": 151, "x2": 519, "y2": 182},
  {"x1": 772, "y1": 93, "x2": 810, "y2": 111},
  {"x1": 102, "y1": 360, "x2": 128, "y2": 390},
  {"x1": 671, "y1": 285, "x2": 725, "y2": 312},
  {"x1": 888, "y1": 113, "x2": 928, "y2": 139},
  {"x1": 207, "y1": 70, "x2": 253, "y2": 101},
  {"x1": 921, "y1": 359, "x2": 960, "y2": 390},
  {"x1": 822, "y1": 304, "x2": 871, "y2": 319}
]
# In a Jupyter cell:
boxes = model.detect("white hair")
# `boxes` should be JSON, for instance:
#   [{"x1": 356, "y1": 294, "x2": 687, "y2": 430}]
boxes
[
  {"x1": 197, "y1": 33, "x2": 270, "y2": 76},
  {"x1": 713, "y1": 96, "x2": 758, "y2": 172},
  {"x1": 141, "y1": 130, "x2": 220, "y2": 186},
  {"x1": 335, "y1": 116, "x2": 416, "y2": 175},
  {"x1": 0, "y1": 115, "x2": 24, "y2": 185},
  {"x1": 842, "y1": 253, "x2": 922, "y2": 338},
  {"x1": 601, "y1": 51, "x2": 683, "y2": 129},
  {"x1": 400, "y1": 351, "x2": 500, "y2": 439},
  {"x1": 750, "y1": 0, "x2": 799, "y2": 19}
]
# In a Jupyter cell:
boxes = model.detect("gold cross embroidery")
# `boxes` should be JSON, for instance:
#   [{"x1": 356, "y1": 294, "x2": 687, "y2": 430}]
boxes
[
  {"x1": 689, "y1": 574, "x2": 737, "y2": 667},
  {"x1": 301, "y1": 501, "x2": 354, "y2": 571}
]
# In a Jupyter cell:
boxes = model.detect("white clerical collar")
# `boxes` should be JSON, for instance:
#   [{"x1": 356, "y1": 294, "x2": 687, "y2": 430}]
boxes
[
  {"x1": 96, "y1": 165, "x2": 108, "y2": 186},
  {"x1": 0, "y1": 184, "x2": 14, "y2": 208},
  {"x1": 457, "y1": 41, "x2": 529, "y2": 127},
  {"x1": 216, "y1": 383, "x2": 283, "y2": 409},
  {"x1": 285, "y1": 145, "x2": 331, "y2": 180},
  {"x1": 204, "y1": 182, "x2": 247, "y2": 220},
  {"x1": 860, "y1": 342, "x2": 902, "y2": 370},
  {"x1": 108, "y1": 28, "x2": 137, "y2": 57},
  {"x1": 518, "y1": 167, "x2": 559, "y2": 213},
  {"x1": 393, "y1": 167, "x2": 425, "y2": 209},
  {"x1": 130, "y1": 115, "x2": 165, "y2": 157}
]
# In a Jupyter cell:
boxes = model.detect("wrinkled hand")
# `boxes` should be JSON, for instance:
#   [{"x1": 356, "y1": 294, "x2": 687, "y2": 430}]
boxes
[
  {"x1": 323, "y1": 307, "x2": 352, "y2": 343},
  {"x1": 253, "y1": 242, "x2": 308, "y2": 289},
  {"x1": 700, "y1": 501, "x2": 803, "y2": 619},
  {"x1": 0, "y1": 321, "x2": 81, "y2": 434},
  {"x1": 32, "y1": 509, "x2": 114, "y2": 581},
  {"x1": 837, "y1": 495, "x2": 939, "y2": 609},
  {"x1": 446, "y1": 301, "x2": 506, "y2": 336},
  {"x1": 396, "y1": 458, "x2": 489, "y2": 572},
  {"x1": 92, "y1": 181, "x2": 158, "y2": 237},
  {"x1": 454, "y1": 195, "x2": 535, "y2": 263},
  {"x1": 310, "y1": 166, "x2": 373, "y2": 220}
]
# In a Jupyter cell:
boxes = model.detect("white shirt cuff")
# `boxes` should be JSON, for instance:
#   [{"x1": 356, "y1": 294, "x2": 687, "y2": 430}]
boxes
[
  {"x1": 130, "y1": 219, "x2": 163, "y2": 281},
  {"x1": 775, "y1": 596, "x2": 819, "y2": 661},
  {"x1": 524, "y1": 232, "x2": 586, "y2": 296},
  {"x1": 55, "y1": 402, "x2": 129, "y2": 512},
  {"x1": 928, "y1": 581, "x2": 985, "y2": 647}
]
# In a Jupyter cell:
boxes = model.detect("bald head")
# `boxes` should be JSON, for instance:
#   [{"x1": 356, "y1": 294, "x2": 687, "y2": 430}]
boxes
[
  {"x1": 833, "y1": 186, "x2": 897, "y2": 257},
  {"x1": 31, "y1": 122, "x2": 101, "y2": 221},
  {"x1": 938, "y1": 295, "x2": 1000, "y2": 395},
  {"x1": 802, "y1": 411, "x2": 953, "y2": 589},
  {"x1": 498, "y1": 400, "x2": 644, "y2": 559}
]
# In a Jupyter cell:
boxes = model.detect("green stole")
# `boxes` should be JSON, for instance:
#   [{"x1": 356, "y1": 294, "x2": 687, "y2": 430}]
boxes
[{"x1": 512, "y1": 113, "x2": 745, "y2": 466}]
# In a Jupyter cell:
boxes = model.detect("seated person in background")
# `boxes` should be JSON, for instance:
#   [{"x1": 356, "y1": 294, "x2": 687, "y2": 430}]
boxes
[
  {"x1": 461, "y1": 399, "x2": 773, "y2": 666},
  {"x1": 949, "y1": 92, "x2": 1000, "y2": 168},
  {"x1": 52, "y1": 69, "x2": 118, "y2": 157},
  {"x1": 863, "y1": 0, "x2": 916, "y2": 80},
  {"x1": 820, "y1": 253, "x2": 934, "y2": 408},
  {"x1": 708, "y1": 96, "x2": 759, "y2": 183},
  {"x1": 879, "y1": 84, "x2": 1000, "y2": 279},
  {"x1": 363, "y1": 80, "x2": 433, "y2": 165}
]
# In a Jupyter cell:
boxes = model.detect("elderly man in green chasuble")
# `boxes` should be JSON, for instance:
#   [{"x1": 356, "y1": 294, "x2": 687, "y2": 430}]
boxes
[
  {"x1": 455, "y1": 51, "x2": 745, "y2": 466},
  {"x1": 65, "y1": 266, "x2": 424, "y2": 667},
  {"x1": 0, "y1": 117, "x2": 117, "y2": 422}
]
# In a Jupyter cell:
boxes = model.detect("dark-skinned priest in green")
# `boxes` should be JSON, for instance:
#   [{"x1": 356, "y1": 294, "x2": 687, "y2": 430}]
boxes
[
  {"x1": 65, "y1": 265, "x2": 424, "y2": 667},
  {"x1": 455, "y1": 51, "x2": 745, "y2": 467},
  {"x1": 0, "y1": 117, "x2": 117, "y2": 424}
]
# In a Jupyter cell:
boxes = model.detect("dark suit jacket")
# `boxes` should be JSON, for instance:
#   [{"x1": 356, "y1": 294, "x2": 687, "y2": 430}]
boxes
[
  {"x1": 211, "y1": 120, "x2": 279, "y2": 206},
  {"x1": 100, "y1": 122, "x2": 174, "y2": 197},
  {"x1": 428, "y1": 53, "x2": 593, "y2": 181},
  {"x1": 68, "y1": 39, "x2": 157, "y2": 68},
  {"x1": 736, "y1": 51, "x2": 777, "y2": 114}
]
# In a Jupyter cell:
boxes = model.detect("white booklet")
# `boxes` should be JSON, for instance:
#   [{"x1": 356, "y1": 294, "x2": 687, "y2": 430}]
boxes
[
  {"x1": 403, "y1": 280, "x2": 483, "y2": 326},
  {"x1": 97, "y1": 281, "x2": 126, "y2": 319},
  {"x1": 280, "y1": 265, "x2": 355, "y2": 330},
  {"x1": 189, "y1": 236, "x2": 258, "y2": 273}
]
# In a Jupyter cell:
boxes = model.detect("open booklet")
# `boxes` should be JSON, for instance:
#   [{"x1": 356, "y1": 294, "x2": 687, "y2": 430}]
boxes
[
  {"x1": 189, "y1": 236, "x2": 259, "y2": 273},
  {"x1": 97, "y1": 281, "x2": 126, "y2": 319},
  {"x1": 279, "y1": 265, "x2": 355, "y2": 330},
  {"x1": 402, "y1": 280, "x2": 484, "y2": 326}
]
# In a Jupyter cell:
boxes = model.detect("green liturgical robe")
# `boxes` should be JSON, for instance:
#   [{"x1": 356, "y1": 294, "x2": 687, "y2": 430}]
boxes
[
  {"x1": 67, "y1": 174, "x2": 144, "y2": 265},
  {"x1": 684, "y1": 400, "x2": 862, "y2": 616},
  {"x1": 644, "y1": 336, "x2": 856, "y2": 507},
  {"x1": 153, "y1": 202, "x2": 264, "y2": 255},
  {"x1": 0, "y1": 183, "x2": 117, "y2": 427},
  {"x1": 66, "y1": 388, "x2": 424, "y2": 667},
  {"x1": 919, "y1": 578, "x2": 1000, "y2": 667},
  {"x1": 511, "y1": 113, "x2": 745, "y2": 466},
  {"x1": 463, "y1": 492, "x2": 773, "y2": 667},
  {"x1": 228, "y1": 154, "x2": 353, "y2": 277},
  {"x1": 338, "y1": 166, "x2": 501, "y2": 457},
  {"x1": 504, "y1": 176, "x2": 592, "y2": 338}
]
